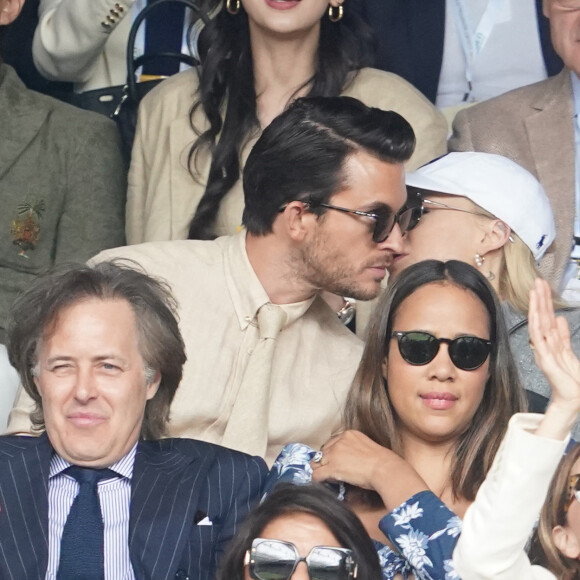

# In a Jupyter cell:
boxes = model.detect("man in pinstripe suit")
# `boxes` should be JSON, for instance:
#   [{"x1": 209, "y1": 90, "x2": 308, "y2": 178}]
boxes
[{"x1": 0, "y1": 262, "x2": 267, "y2": 580}]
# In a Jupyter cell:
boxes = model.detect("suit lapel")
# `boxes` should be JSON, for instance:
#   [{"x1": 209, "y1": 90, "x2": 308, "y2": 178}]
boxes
[
  {"x1": 0, "y1": 66, "x2": 50, "y2": 181},
  {"x1": 129, "y1": 440, "x2": 215, "y2": 580},
  {"x1": 524, "y1": 69, "x2": 575, "y2": 283},
  {"x1": 0, "y1": 434, "x2": 52, "y2": 578}
]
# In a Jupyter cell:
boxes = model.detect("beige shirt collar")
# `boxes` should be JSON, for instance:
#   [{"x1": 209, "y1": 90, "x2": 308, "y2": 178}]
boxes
[{"x1": 225, "y1": 231, "x2": 315, "y2": 331}]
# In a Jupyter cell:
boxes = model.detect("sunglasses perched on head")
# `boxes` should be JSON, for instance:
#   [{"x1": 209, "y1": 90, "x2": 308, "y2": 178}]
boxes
[
  {"x1": 565, "y1": 473, "x2": 580, "y2": 514},
  {"x1": 391, "y1": 331, "x2": 492, "y2": 371},
  {"x1": 245, "y1": 538, "x2": 358, "y2": 580}
]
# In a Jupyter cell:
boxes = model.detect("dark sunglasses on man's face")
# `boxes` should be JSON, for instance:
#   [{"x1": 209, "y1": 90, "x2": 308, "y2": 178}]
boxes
[
  {"x1": 245, "y1": 538, "x2": 358, "y2": 580},
  {"x1": 278, "y1": 190, "x2": 423, "y2": 243},
  {"x1": 309, "y1": 189, "x2": 423, "y2": 243},
  {"x1": 391, "y1": 331, "x2": 492, "y2": 371}
]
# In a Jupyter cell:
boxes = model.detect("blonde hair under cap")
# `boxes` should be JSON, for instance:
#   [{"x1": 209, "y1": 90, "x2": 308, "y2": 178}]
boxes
[{"x1": 405, "y1": 152, "x2": 556, "y2": 261}]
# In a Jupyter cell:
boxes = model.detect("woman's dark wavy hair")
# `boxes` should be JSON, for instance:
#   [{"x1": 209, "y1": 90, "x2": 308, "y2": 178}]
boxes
[
  {"x1": 7, "y1": 260, "x2": 187, "y2": 440},
  {"x1": 216, "y1": 483, "x2": 382, "y2": 580},
  {"x1": 186, "y1": 0, "x2": 375, "y2": 239},
  {"x1": 344, "y1": 260, "x2": 526, "y2": 502}
]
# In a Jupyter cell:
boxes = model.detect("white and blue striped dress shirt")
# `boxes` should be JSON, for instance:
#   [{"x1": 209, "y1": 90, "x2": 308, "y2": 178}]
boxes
[{"x1": 46, "y1": 445, "x2": 137, "y2": 580}]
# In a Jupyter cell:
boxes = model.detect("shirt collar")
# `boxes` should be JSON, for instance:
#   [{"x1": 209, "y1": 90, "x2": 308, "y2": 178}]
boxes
[
  {"x1": 49, "y1": 443, "x2": 137, "y2": 481},
  {"x1": 224, "y1": 230, "x2": 315, "y2": 331}
]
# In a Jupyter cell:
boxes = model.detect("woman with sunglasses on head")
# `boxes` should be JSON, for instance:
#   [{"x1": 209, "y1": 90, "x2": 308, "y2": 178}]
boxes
[
  {"x1": 126, "y1": 0, "x2": 447, "y2": 244},
  {"x1": 266, "y1": 259, "x2": 525, "y2": 579},
  {"x1": 389, "y1": 151, "x2": 580, "y2": 435},
  {"x1": 453, "y1": 278, "x2": 580, "y2": 579},
  {"x1": 217, "y1": 483, "x2": 382, "y2": 580}
]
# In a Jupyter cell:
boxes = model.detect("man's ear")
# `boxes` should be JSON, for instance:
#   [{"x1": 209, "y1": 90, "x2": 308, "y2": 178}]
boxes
[
  {"x1": 553, "y1": 524, "x2": 580, "y2": 559},
  {"x1": 478, "y1": 220, "x2": 511, "y2": 259},
  {"x1": 33, "y1": 373, "x2": 42, "y2": 397},
  {"x1": 146, "y1": 371, "x2": 162, "y2": 400},
  {"x1": 0, "y1": 0, "x2": 25, "y2": 26},
  {"x1": 282, "y1": 201, "x2": 315, "y2": 242}
]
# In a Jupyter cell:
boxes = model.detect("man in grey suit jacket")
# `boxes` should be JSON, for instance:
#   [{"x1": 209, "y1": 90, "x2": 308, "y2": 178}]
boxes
[
  {"x1": 449, "y1": 0, "x2": 579, "y2": 291},
  {"x1": 0, "y1": 261, "x2": 266, "y2": 580},
  {"x1": 0, "y1": 0, "x2": 127, "y2": 430}
]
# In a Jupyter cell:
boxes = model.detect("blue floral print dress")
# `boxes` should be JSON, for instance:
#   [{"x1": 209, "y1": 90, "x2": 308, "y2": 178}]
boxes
[{"x1": 265, "y1": 443, "x2": 462, "y2": 580}]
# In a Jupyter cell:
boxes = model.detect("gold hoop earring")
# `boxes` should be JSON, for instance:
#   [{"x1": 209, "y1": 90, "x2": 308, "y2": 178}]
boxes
[
  {"x1": 226, "y1": 0, "x2": 240, "y2": 15},
  {"x1": 328, "y1": 4, "x2": 343, "y2": 22}
]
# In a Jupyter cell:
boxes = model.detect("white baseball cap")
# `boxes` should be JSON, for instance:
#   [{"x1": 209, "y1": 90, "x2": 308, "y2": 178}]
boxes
[{"x1": 405, "y1": 152, "x2": 556, "y2": 261}]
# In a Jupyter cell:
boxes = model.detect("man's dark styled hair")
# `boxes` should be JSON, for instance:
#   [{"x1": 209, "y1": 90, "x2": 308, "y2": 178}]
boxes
[
  {"x1": 7, "y1": 260, "x2": 186, "y2": 440},
  {"x1": 242, "y1": 96, "x2": 416, "y2": 235},
  {"x1": 216, "y1": 483, "x2": 382, "y2": 580}
]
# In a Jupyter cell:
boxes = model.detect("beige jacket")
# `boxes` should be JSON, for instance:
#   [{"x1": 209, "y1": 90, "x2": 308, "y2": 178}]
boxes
[
  {"x1": 449, "y1": 69, "x2": 575, "y2": 290},
  {"x1": 126, "y1": 67, "x2": 448, "y2": 244},
  {"x1": 454, "y1": 414, "x2": 567, "y2": 580},
  {"x1": 33, "y1": 0, "x2": 136, "y2": 92}
]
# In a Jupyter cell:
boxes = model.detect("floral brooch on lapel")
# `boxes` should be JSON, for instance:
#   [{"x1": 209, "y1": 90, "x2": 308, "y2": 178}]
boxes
[{"x1": 11, "y1": 199, "x2": 45, "y2": 258}]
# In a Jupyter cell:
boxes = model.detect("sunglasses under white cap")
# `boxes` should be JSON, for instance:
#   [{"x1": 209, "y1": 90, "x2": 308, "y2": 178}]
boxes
[{"x1": 405, "y1": 152, "x2": 556, "y2": 261}]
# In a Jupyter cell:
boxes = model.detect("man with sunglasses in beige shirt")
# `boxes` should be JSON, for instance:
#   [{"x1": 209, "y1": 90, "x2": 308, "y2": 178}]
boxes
[{"x1": 7, "y1": 96, "x2": 422, "y2": 465}]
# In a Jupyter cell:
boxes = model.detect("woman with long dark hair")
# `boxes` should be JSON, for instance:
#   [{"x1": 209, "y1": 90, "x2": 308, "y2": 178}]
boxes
[
  {"x1": 267, "y1": 259, "x2": 526, "y2": 578},
  {"x1": 126, "y1": 0, "x2": 447, "y2": 243}
]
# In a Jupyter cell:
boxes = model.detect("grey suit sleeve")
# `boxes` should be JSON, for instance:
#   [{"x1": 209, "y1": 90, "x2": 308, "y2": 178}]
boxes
[
  {"x1": 55, "y1": 114, "x2": 127, "y2": 263},
  {"x1": 448, "y1": 108, "x2": 476, "y2": 153}
]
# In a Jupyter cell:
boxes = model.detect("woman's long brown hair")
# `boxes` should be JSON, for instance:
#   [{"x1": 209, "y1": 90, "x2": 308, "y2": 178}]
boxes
[{"x1": 343, "y1": 260, "x2": 526, "y2": 502}]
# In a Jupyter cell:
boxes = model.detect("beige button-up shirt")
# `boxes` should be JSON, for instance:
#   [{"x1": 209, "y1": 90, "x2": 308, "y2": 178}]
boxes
[{"x1": 7, "y1": 232, "x2": 364, "y2": 465}]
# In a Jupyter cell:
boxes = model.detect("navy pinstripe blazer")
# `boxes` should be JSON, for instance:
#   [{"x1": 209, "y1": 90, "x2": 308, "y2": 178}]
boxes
[{"x1": 0, "y1": 434, "x2": 267, "y2": 580}]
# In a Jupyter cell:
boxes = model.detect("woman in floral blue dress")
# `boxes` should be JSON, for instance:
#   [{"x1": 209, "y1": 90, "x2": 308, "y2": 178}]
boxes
[{"x1": 266, "y1": 260, "x2": 526, "y2": 579}]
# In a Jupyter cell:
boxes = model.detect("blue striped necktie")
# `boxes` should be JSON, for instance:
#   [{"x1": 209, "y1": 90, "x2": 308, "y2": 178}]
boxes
[{"x1": 56, "y1": 466, "x2": 117, "y2": 580}]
